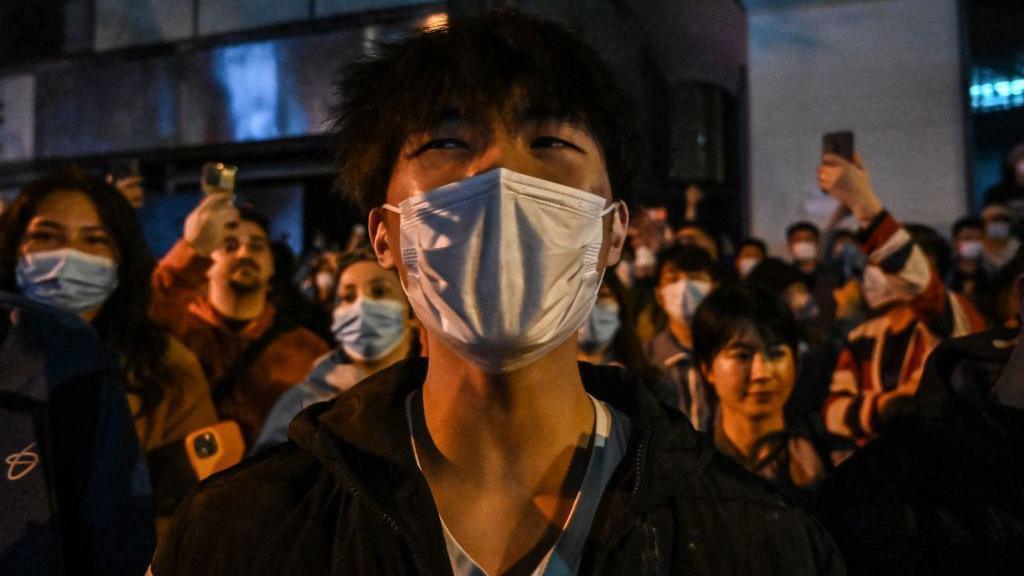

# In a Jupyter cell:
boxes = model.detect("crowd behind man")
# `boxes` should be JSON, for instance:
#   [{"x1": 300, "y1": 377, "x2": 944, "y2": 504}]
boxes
[{"x1": 2, "y1": 9, "x2": 1024, "y2": 576}]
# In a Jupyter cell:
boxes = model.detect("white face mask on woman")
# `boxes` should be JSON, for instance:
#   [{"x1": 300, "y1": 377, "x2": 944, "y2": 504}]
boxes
[
  {"x1": 660, "y1": 279, "x2": 712, "y2": 324},
  {"x1": 16, "y1": 248, "x2": 118, "y2": 315},
  {"x1": 331, "y1": 297, "x2": 407, "y2": 362},
  {"x1": 383, "y1": 168, "x2": 617, "y2": 374},
  {"x1": 578, "y1": 301, "x2": 621, "y2": 354}
]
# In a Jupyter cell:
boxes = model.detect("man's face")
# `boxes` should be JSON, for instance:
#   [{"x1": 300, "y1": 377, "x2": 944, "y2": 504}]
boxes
[
  {"x1": 373, "y1": 115, "x2": 625, "y2": 281},
  {"x1": 788, "y1": 229, "x2": 819, "y2": 262},
  {"x1": 208, "y1": 220, "x2": 274, "y2": 294}
]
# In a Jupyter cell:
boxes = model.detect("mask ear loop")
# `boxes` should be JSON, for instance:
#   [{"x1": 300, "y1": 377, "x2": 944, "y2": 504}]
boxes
[{"x1": 382, "y1": 204, "x2": 401, "y2": 214}]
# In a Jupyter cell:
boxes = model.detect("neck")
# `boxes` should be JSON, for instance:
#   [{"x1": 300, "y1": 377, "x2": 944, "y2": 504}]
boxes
[
  {"x1": 577, "y1": 343, "x2": 613, "y2": 365},
  {"x1": 957, "y1": 258, "x2": 979, "y2": 275},
  {"x1": 887, "y1": 304, "x2": 917, "y2": 332},
  {"x1": 419, "y1": 336, "x2": 594, "y2": 486},
  {"x1": 358, "y1": 331, "x2": 412, "y2": 374},
  {"x1": 209, "y1": 284, "x2": 266, "y2": 321},
  {"x1": 719, "y1": 410, "x2": 785, "y2": 460},
  {"x1": 668, "y1": 320, "x2": 693, "y2": 350},
  {"x1": 797, "y1": 260, "x2": 817, "y2": 275}
]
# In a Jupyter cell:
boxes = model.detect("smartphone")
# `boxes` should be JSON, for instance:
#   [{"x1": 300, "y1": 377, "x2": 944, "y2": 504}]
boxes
[
  {"x1": 823, "y1": 131, "x2": 855, "y2": 161},
  {"x1": 201, "y1": 162, "x2": 238, "y2": 194},
  {"x1": 110, "y1": 158, "x2": 140, "y2": 181},
  {"x1": 185, "y1": 421, "x2": 244, "y2": 480}
]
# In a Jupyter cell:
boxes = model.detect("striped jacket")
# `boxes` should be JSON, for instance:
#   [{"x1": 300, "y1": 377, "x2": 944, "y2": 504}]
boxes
[{"x1": 823, "y1": 211, "x2": 985, "y2": 442}]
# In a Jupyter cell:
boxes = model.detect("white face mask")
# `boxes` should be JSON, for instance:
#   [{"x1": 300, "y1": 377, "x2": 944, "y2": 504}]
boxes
[
  {"x1": 860, "y1": 265, "x2": 899, "y2": 310},
  {"x1": 331, "y1": 297, "x2": 407, "y2": 362},
  {"x1": 578, "y1": 300, "x2": 621, "y2": 354},
  {"x1": 790, "y1": 241, "x2": 818, "y2": 262},
  {"x1": 660, "y1": 279, "x2": 712, "y2": 324},
  {"x1": 736, "y1": 257, "x2": 761, "y2": 278},
  {"x1": 16, "y1": 248, "x2": 119, "y2": 316},
  {"x1": 383, "y1": 168, "x2": 616, "y2": 374},
  {"x1": 957, "y1": 239, "x2": 984, "y2": 260},
  {"x1": 315, "y1": 271, "x2": 335, "y2": 292},
  {"x1": 635, "y1": 245, "x2": 656, "y2": 268}
]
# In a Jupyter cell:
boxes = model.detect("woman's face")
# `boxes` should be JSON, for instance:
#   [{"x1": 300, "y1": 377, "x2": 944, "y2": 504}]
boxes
[
  {"x1": 336, "y1": 260, "x2": 408, "y2": 312},
  {"x1": 704, "y1": 324, "x2": 795, "y2": 422},
  {"x1": 19, "y1": 189, "x2": 119, "y2": 263}
]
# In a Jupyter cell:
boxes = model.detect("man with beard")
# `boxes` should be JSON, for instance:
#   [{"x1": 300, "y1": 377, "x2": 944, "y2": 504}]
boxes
[{"x1": 150, "y1": 191, "x2": 329, "y2": 445}]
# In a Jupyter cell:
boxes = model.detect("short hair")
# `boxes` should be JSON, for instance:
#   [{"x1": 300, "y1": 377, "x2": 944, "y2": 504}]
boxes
[
  {"x1": 737, "y1": 237, "x2": 767, "y2": 256},
  {"x1": 673, "y1": 220, "x2": 720, "y2": 257},
  {"x1": 952, "y1": 216, "x2": 983, "y2": 238},
  {"x1": 236, "y1": 203, "x2": 271, "y2": 237},
  {"x1": 833, "y1": 228, "x2": 856, "y2": 244},
  {"x1": 904, "y1": 223, "x2": 951, "y2": 281},
  {"x1": 331, "y1": 10, "x2": 638, "y2": 212},
  {"x1": 786, "y1": 221, "x2": 820, "y2": 241},
  {"x1": 656, "y1": 244, "x2": 719, "y2": 282},
  {"x1": 744, "y1": 257, "x2": 805, "y2": 297},
  {"x1": 692, "y1": 284, "x2": 798, "y2": 372}
]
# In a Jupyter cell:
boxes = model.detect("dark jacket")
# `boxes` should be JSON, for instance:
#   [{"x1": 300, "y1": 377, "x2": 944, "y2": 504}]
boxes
[
  {"x1": 154, "y1": 359, "x2": 844, "y2": 575},
  {"x1": 817, "y1": 328, "x2": 1024, "y2": 575},
  {"x1": 0, "y1": 292, "x2": 154, "y2": 575}
]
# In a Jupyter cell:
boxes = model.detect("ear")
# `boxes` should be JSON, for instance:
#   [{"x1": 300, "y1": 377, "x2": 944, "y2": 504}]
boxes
[
  {"x1": 368, "y1": 208, "x2": 396, "y2": 269},
  {"x1": 604, "y1": 201, "x2": 629, "y2": 267},
  {"x1": 700, "y1": 361, "x2": 715, "y2": 387}
]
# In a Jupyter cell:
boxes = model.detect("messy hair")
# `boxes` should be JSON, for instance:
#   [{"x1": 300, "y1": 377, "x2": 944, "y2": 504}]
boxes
[{"x1": 330, "y1": 9, "x2": 639, "y2": 211}]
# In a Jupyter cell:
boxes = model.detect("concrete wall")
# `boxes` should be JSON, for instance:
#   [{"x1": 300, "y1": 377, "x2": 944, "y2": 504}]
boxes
[{"x1": 748, "y1": 0, "x2": 966, "y2": 253}]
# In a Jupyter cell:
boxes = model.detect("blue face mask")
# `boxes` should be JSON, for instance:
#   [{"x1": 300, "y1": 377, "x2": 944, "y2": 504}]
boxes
[
  {"x1": 331, "y1": 298, "x2": 407, "y2": 362},
  {"x1": 16, "y1": 248, "x2": 119, "y2": 315},
  {"x1": 578, "y1": 301, "x2": 621, "y2": 354}
]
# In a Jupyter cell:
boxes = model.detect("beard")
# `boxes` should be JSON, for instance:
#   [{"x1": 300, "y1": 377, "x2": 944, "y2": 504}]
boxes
[{"x1": 226, "y1": 261, "x2": 263, "y2": 294}]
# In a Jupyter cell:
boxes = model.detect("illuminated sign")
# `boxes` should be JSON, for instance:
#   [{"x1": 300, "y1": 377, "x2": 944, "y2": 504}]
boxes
[{"x1": 970, "y1": 68, "x2": 1024, "y2": 113}]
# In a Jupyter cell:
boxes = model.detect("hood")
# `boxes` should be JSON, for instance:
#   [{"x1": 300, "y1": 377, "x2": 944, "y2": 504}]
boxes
[
  {"x1": 0, "y1": 290, "x2": 120, "y2": 401},
  {"x1": 287, "y1": 357, "x2": 716, "y2": 525}
]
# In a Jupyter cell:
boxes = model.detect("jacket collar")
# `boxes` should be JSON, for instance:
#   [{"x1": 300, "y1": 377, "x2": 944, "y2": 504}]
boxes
[
  {"x1": 288, "y1": 358, "x2": 715, "y2": 565},
  {"x1": 187, "y1": 296, "x2": 277, "y2": 338}
]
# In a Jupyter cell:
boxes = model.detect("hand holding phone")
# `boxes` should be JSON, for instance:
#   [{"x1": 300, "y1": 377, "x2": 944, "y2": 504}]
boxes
[{"x1": 823, "y1": 131, "x2": 855, "y2": 161}]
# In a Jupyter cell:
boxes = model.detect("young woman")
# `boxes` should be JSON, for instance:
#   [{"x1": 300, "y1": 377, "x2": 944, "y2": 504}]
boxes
[
  {"x1": 252, "y1": 250, "x2": 420, "y2": 453},
  {"x1": 0, "y1": 167, "x2": 218, "y2": 534},
  {"x1": 693, "y1": 284, "x2": 850, "y2": 502}
]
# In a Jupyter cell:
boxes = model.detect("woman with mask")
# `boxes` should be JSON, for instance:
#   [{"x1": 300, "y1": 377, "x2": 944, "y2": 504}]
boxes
[
  {"x1": 252, "y1": 250, "x2": 419, "y2": 453},
  {"x1": 645, "y1": 244, "x2": 720, "y2": 431},
  {"x1": 577, "y1": 273, "x2": 676, "y2": 408},
  {"x1": 0, "y1": 167, "x2": 218, "y2": 536}
]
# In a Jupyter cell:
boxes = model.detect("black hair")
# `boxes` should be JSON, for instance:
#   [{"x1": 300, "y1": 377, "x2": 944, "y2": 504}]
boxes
[
  {"x1": 905, "y1": 223, "x2": 951, "y2": 281},
  {"x1": 598, "y1": 271, "x2": 661, "y2": 387},
  {"x1": 655, "y1": 243, "x2": 719, "y2": 282},
  {"x1": 0, "y1": 167, "x2": 175, "y2": 419},
  {"x1": 737, "y1": 237, "x2": 767, "y2": 257},
  {"x1": 330, "y1": 9, "x2": 639, "y2": 212},
  {"x1": 744, "y1": 257, "x2": 805, "y2": 297},
  {"x1": 833, "y1": 229, "x2": 856, "y2": 243},
  {"x1": 692, "y1": 284, "x2": 799, "y2": 373},
  {"x1": 236, "y1": 203, "x2": 271, "y2": 237},
  {"x1": 786, "y1": 221, "x2": 820, "y2": 241},
  {"x1": 952, "y1": 216, "x2": 984, "y2": 238}
]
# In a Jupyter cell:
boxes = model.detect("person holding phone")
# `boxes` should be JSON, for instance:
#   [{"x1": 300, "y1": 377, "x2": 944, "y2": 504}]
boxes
[{"x1": 819, "y1": 152, "x2": 986, "y2": 444}]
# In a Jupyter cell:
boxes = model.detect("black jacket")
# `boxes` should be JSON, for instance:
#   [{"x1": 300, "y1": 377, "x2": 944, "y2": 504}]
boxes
[
  {"x1": 154, "y1": 359, "x2": 844, "y2": 575},
  {"x1": 817, "y1": 328, "x2": 1024, "y2": 575}
]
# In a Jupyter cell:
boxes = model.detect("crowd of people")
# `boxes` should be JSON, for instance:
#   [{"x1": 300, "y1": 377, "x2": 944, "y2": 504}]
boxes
[{"x1": 3, "y1": 8, "x2": 1024, "y2": 576}]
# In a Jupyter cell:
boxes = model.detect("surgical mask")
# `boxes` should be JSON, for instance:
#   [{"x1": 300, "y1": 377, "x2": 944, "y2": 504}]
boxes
[
  {"x1": 383, "y1": 168, "x2": 616, "y2": 374},
  {"x1": 332, "y1": 297, "x2": 406, "y2": 362},
  {"x1": 860, "y1": 265, "x2": 899, "y2": 310},
  {"x1": 737, "y1": 257, "x2": 761, "y2": 278},
  {"x1": 314, "y1": 271, "x2": 335, "y2": 292},
  {"x1": 957, "y1": 240, "x2": 983, "y2": 260},
  {"x1": 790, "y1": 241, "x2": 818, "y2": 262},
  {"x1": 660, "y1": 279, "x2": 712, "y2": 324},
  {"x1": 986, "y1": 221, "x2": 1012, "y2": 241},
  {"x1": 635, "y1": 245, "x2": 656, "y2": 269},
  {"x1": 578, "y1": 301, "x2": 621, "y2": 354},
  {"x1": 16, "y1": 249, "x2": 118, "y2": 315}
]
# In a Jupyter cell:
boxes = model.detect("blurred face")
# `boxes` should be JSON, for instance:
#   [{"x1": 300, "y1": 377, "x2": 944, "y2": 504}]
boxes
[
  {"x1": 19, "y1": 190, "x2": 119, "y2": 263},
  {"x1": 788, "y1": 229, "x2": 819, "y2": 261},
  {"x1": 737, "y1": 244, "x2": 765, "y2": 262},
  {"x1": 704, "y1": 324, "x2": 795, "y2": 422},
  {"x1": 1015, "y1": 158, "x2": 1024, "y2": 187},
  {"x1": 782, "y1": 283, "x2": 817, "y2": 321},
  {"x1": 335, "y1": 260, "x2": 408, "y2": 312},
  {"x1": 372, "y1": 115, "x2": 626, "y2": 283},
  {"x1": 208, "y1": 219, "x2": 273, "y2": 294},
  {"x1": 655, "y1": 263, "x2": 714, "y2": 318},
  {"x1": 675, "y1": 227, "x2": 718, "y2": 259}
]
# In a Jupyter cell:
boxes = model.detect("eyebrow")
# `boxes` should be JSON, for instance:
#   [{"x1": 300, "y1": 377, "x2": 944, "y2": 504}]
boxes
[{"x1": 30, "y1": 220, "x2": 109, "y2": 233}]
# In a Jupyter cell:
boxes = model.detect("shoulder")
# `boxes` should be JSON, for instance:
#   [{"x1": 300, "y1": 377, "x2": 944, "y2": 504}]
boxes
[{"x1": 276, "y1": 326, "x2": 332, "y2": 356}]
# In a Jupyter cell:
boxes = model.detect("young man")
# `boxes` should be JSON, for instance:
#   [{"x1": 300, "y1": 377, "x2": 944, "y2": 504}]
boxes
[
  {"x1": 152, "y1": 12, "x2": 841, "y2": 575},
  {"x1": 646, "y1": 244, "x2": 720, "y2": 432},
  {"x1": 735, "y1": 237, "x2": 767, "y2": 278},
  {"x1": 787, "y1": 220, "x2": 840, "y2": 326},
  {"x1": 150, "y1": 194, "x2": 329, "y2": 445}
]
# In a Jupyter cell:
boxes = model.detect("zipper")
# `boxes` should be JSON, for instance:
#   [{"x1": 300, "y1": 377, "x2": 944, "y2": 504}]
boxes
[{"x1": 592, "y1": 431, "x2": 650, "y2": 573}]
